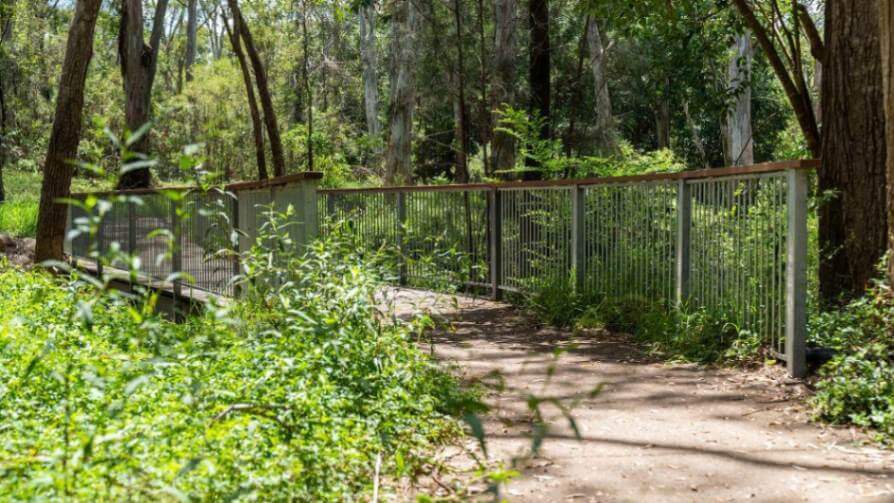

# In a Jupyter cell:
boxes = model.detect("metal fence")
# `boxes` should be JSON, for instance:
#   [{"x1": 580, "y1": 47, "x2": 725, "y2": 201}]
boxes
[
  {"x1": 66, "y1": 173, "x2": 322, "y2": 297},
  {"x1": 319, "y1": 161, "x2": 815, "y2": 376}
]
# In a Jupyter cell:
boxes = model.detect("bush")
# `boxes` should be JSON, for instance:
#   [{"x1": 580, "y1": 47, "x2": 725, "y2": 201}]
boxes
[
  {"x1": 0, "y1": 220, "x2": 476, "y2": 499},
  {"x1": 523, "y1": 276, "x2": 762, "y2": 365},
  {"x1": 810, "y1": 278, "x2": 894, "y2": 443}
]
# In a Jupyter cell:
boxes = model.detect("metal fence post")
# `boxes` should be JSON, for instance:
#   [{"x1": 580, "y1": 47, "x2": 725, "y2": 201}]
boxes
[
  {"x1": 396, "y1": 192, "x2": 407, "y2": 286},
  {"x1": 571, "y1": 185, "x2": 585, "y2": 291},
  {"x1": 127, "y1": 201, "x2": 137, "y2": 256},
  {"x1": 326, "y1": 192, "x2": 335, "y2": 219},
  {"x1": 95, "y1": 211, "x2": 104, "y2": 278},
  {"x1": 785, "y1": 168, "x2": 808, "y2": 378},
  {"x1": 489, "y1": 188, "x2": 502, "y2": 300},
  {"x1": 231, "y1": 191, "x2": 241, "y2": 297},
  {"x1": 675, "y1": 179, "x2": 691, "y2": 307},
  {"x1": 171, "y1": 199, "x2": 183, "y2": 303}
]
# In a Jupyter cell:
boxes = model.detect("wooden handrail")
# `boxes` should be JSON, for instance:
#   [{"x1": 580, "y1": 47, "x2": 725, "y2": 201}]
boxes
[
  {"x1": 70, "y1": 171, "x2": 323, "y2": 198},
  {"x1": 318, "y1": 160, "x2": 819, "y2": 195}
]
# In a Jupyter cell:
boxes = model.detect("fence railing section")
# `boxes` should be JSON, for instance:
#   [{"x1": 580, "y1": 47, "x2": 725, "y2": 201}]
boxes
[
  {"x1": 319, "y1": 161, "x2": 815, "y2": 377},
  {"x1": 66, "y1": 173, "x2": 322, "y2": 297}
]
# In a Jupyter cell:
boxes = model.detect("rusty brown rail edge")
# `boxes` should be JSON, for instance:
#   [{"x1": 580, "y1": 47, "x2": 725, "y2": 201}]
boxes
[
  {"x1": 319, "y1": 160, "x2": 819, "y2": 195},
  {"x1": 70, "y1": 171, "x2": 324, "y2": 198}
]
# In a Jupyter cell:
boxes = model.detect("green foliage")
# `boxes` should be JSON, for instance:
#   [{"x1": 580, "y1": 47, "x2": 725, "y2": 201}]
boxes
[
  {"x1": 0, "y1": 214, "x2": 476, "y2": 499},
  {"x1": 0, "y1": 170, "x2": 112, "y2": 237},
  {"x1": 0, "y1": 199, "x2": 37, "y2": 237},
  {"x1": 809, "y1": 277, "x2": 894, "y2": 443},
  {"x1": 523, "y1": 274, "x2": 763, "y2": 365},
  {"x1": 494, "y1": 105, "x2": 685, "y2": 180}
]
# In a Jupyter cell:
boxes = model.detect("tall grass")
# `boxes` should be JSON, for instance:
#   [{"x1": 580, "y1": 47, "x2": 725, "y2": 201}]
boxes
[{"x1": 0, "y1": 169, "x2": 114, "y2": 238}]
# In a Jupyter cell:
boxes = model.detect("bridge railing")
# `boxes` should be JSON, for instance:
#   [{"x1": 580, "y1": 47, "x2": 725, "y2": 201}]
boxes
[
  {"x1": 65, "y1": 172, "x2": 322, "y2": 298},
  {"x1": 319, "y1": 160, "x2": 816, "y2": 377}
]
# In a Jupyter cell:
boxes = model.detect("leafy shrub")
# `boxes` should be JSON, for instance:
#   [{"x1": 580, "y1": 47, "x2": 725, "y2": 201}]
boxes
[
  {"x1": 524, "y1": 276, "x2": 763, "y2": 365},
  {"x1": 810, "y1": 277, "x2": 894, "y2": 443},
  {"x1": 0, "y1": 199, "x2": 38, "y2": 237},
  {"x1": 0, "y1": 216, "x2": 475, "y2": 499}
]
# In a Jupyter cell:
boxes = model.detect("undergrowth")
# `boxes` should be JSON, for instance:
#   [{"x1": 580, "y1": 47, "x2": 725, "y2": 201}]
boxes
[
  {"x1": 523, "y1": 273, "x2": 765, "y2": 365},
  {"x1": 808, "y1": 276, "x2": 894, "y2": 444},
  {"x1": 0, "y1": 214, "x2": 478, "y2": 499}
]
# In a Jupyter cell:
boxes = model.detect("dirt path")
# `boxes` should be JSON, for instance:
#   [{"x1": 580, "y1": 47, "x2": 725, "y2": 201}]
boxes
[{"x1": 388, "y1": 289, "x2": 894, "y2": 502}]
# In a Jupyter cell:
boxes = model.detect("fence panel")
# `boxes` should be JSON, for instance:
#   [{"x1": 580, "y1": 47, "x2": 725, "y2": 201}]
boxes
[
  {"x1": 582, "y1": 181, "x2": 677, "y2": 307},
  {"x1": 66, "y1": 174, "x2": 322, "y2": 297},
  {"x1": 687, "y1": 173, "x2": 788, "y2": 355},
  {"x1": 317, "y1": 161, "x2": 813, "y2": 376},
  {"x1": 499, "y1": 187, "x2": 572, "y2": 292}
]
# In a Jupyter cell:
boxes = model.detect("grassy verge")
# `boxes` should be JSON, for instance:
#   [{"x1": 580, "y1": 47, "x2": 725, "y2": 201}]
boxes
[
  {"x1": 521, "y1": 275, "x2": 763, "y2": 365},
  {"x1": 808, "y1": 277, "x2": 894, "y2": 444},
  {"x1": 0, "y1": 170, "x2": 114, "y2": 238},
  {"x1": 0, "y1": 228, "x2": 477, "y2": 499}
]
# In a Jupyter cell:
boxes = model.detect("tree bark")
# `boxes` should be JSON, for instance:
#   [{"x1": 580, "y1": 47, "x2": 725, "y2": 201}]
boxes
[
  {"x1": 228, "y1": 0, "x2": 286, "y2": 177},
  {"x1": 35, "y1": 0, "x2": 102, "y2": 262},
  {"x1": 586, "y1": 15, "x2": 617, "y2": 155},
  {"x1": 383, "y1": 0, "x2": 419, "y2": 185},
  {"x1": 475, "y1": 0, "x2": 490, "y2": 175},
  {"x1": 819, "y1": 0, "x2": 887, "y2": 304},
  {"x1": 881, "y1": 0, "x2": 894, "y2": 286},
  {"x1": 185, "y1": 0, "x2": 197, "y2": 82},
  {"x1": 117, "y1": 0, "x2": 169, "y2": 189},
  {"x1": 223, "y1": 15, "x2": 267, "y2": 180},
  {"x1": 528, "y1": 0, "x2": 549, "y2": 141},
  {"x1": 731, "y1": 0, "x2": 820, "y2": 158},
  {"x1": 656, "y1": 77, "x2": 671, "y2": 149},
  {"x1": 301, "y1": 0, "x2": 314, "y2": 171},
  {"x1": 490, "y1": 0, "x2": 517, "y2": 175},
  {"x1": 0, "y1": 0, "x2": 11, "y2": 203},
  {"x1": 452, "y1": 0, "x2": 470, "y2": 182},
  {"x1": 359, "y1": 1, "x2": 380, "y2": 166},
  {"x1": 725, "y1": 32, "x2": 754, "y2": 167}
]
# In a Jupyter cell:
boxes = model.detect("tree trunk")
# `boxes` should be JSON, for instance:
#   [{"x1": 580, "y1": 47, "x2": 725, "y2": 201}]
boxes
[
  {"x1": 301, "y1": 0, "x2": 314, "y2": 171},
  {"x1": 586, "y1": 15, "x2": 617, "y2": 155},
  {"x1": 564, "y1": 18, "x2": 588, "y2": 158},
  {"x1": 683, "y1": 101, "x2": 709, "y2": 169},
  {"x1": 819, "y1": 0, "x2": 887, "y2": 305},
  {"x1": 475, "y1": 0, "x2": 490, "y2": 175},
  {"x1": 0, "y1": 0, "x2": 11, "y2": 203},
  {"x1": 452, "y1": 0, "x2": 470, "y2": 183},
  {"x1": 528, "y1": 0, "x2": 549, "y2": 142},
  {"x1": 731, "y1": 0, "x2": 820, "y2": 158},
  {"x1": 229, "y1": 0, "x2": 286, "y2": 177},
  {"x1": 117, "y1": 0, "x2": 169, "y2": 189},
  {"x1": 383, "y1": 0, "x2": 419, "y2": 185},
  {"x1": 656, "y1": 77, "x2": 670, "y2": 149},
  {"x1": 185, "y1": 0, "x2": 197, "y2": 82},
  {"x1": 725, "y1": 32, "x2": 754, "y2": 167},
  {"x1": 359, "y1": 2, "x2": 380, "y2": 166},
  {"x1": 35, "y1": 0, "x2": 102, "y2": 262},
  {"x1": 224, "y1": 15, "x2": 267, "y2": 180},
  {"x1": 881, "y1": 0, "x2": 894, "y2": 286},
  {"x1": 490, "y1": 0, "x2": 517, "y2": 175}
]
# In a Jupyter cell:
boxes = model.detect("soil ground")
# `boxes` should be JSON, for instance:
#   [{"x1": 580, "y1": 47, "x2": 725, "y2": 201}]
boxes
[{"x1": 387, "y1": 288, "x2": 894, "y2": 502}]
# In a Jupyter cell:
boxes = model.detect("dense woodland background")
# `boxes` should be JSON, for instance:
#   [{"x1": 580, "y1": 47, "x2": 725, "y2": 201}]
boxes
[
  {"x1": 0, "y1": 0, "x2": 813, "y2": 188},
  {"x1": 0, "y1": 0, "x2": 892, "y2": 308}
]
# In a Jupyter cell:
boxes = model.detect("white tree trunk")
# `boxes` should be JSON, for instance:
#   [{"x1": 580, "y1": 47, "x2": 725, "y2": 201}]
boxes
[
  {"x1": 384, "y1": 0, "x2": 419, "y2": 185},
  {"x1": 360, "y1": 3, "x2": 380, "y2": 154},
  {"x1": 726, "y1": 32, "x2": 754, "y2": 166},
  {"x1": 585, "y1": 15, "x2": 616, "y2": 153}
]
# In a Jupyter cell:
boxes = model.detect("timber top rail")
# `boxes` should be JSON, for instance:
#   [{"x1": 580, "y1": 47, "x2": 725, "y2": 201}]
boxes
[
  {"x1": 318, "y1": 160, "x2": 818, "y2": 194},
  {"x1": 71, "y1": 171, "x2": 324, "y2": 198}
]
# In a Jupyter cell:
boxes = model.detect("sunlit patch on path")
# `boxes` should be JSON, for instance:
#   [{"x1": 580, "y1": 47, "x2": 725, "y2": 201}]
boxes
[{"x1": 390, "y1": 288, "x2": 894, "y2": 502}]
